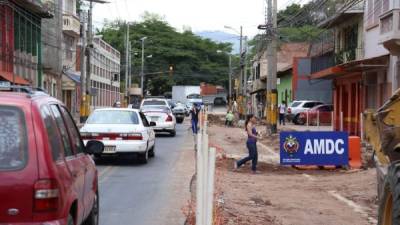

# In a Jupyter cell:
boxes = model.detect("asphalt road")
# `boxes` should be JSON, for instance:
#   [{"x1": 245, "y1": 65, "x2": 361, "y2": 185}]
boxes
[{"x1": 96, "y1": 122, "x2": 193, "y2": 225}]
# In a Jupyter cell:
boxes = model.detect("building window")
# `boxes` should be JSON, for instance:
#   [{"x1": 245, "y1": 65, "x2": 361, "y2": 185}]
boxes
[{"x1": 64, "y1": 34, "x2": 74, "y2": 60}]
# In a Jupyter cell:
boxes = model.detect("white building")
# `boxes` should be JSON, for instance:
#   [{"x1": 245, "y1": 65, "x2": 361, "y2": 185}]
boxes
[
  {"x1": 364, "y1": 0, "x2": 400, "y2": 97},
  {"x1": 90, "y1": 36, "x2": 121, "y2": 108}
]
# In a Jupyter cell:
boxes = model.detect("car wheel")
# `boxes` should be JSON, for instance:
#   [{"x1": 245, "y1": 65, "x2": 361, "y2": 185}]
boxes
[
  {"x1": 170, "y1": 130, "x2": 176, "y2": 137},
  {"x1": 177, "y1": 118, "x2": 184, "y2": 124},
  {"x1": 297, "y1": 117, "x2": 306, "y2": 125},
  {"x1": 67, "y1": 214, "x2": 74, "y2": 225},
  {"x1": 83, "y1": 191, "x2": 99, "y2": 225},
  {"x1": 149, "y1": 145, "x2": 155, "y2": 158},
  {"x1": 293, "y1": 114, "x2": 301, "y2": 125},
  {"x1": 138, "y1": 151, "x2": 149, "y2": 164}
]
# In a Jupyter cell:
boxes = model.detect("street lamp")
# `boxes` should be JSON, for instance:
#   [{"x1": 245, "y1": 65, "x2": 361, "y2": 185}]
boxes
[
  {"x1": 224, "y1": 25, "x2": 247, "y2": 117},
  {"x1": 140, "y1": 36, "x2": 148, "y2": 96},
  {"x1": 217, "y1": 50, "x2": 232, "y2": 106}
]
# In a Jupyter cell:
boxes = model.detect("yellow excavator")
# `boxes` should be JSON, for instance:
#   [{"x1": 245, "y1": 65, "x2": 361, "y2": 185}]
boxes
[{"x1": 364, "y1": 88, "x2": 400, "y2": 225}]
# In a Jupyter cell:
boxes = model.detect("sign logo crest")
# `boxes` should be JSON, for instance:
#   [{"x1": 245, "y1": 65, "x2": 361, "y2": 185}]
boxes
[{"x1": 283, "y1": 135, "x2": 299, "y2": 154}]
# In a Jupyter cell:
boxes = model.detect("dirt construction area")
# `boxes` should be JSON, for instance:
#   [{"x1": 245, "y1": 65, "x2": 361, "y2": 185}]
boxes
[{"x1": 208, "y1": 124, "x2": 378, "y2": 225}]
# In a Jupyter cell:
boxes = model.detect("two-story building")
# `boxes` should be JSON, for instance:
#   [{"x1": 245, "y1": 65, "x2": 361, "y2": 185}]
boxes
[
  {"x1": 310, "y1": 1, "x2": 366, "y2": 136},
  {"x1": 310, "y1": 0, "x2": 400, "y2": 136},
  {"x1": 0, "y1": 0, "x2": 54, "y2": 86}
]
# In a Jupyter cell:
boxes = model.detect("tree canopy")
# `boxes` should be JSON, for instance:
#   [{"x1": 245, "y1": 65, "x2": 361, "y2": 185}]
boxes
[{"x1": 98, "y1": 13, "x2": 232, "y2": 96}]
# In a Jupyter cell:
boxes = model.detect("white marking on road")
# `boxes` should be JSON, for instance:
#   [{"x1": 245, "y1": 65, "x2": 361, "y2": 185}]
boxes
[
  {"x1": 99, "y1": 166, "x2": 115, "y2": 183},
  {"x1": 302, "y1": 174, "x2": 316, "y2": 181},
  {"x1": 328, "y1": 190, "x2": 377, "y2": 225}
]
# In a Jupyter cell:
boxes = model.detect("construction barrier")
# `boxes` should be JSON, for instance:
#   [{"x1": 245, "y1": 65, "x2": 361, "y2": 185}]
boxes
[
  {"x1": 196, "y1": 110, "x2": 216, "y2": 225},
  {"x1": 348, "y1": 136, "x2": 362, "y2": 169}
]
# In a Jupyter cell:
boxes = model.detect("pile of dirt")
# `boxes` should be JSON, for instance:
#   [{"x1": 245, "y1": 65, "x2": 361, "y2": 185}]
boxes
[{"x1": 208, "y1": 114, "x2": 226, "y2": 126}]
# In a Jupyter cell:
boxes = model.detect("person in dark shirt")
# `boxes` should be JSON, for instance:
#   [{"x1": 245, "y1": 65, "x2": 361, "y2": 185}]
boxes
[
  {"x1": 234, "y1": 114, "x2": 259, "y2": 174},
  {"x1": 190, "y1": 103, "x2": 200, "y2": 134}
]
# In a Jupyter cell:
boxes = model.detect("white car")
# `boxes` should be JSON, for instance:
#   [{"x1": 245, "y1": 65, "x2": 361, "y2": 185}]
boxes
[
  {"x1": 140, "y1": 98, "x2": 170, "y2": 109},
  {"x1": 286, "y1": 100, "x2": 323, "y2": 124},
  {"x1": 141, "y1": 105, "x2": 177, "y2": 137},
  {"x1": 80, "y1": 108, "x2": 156, "y2": 163}
]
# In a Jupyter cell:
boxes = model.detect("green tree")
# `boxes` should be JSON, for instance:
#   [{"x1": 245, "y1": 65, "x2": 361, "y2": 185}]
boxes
[{"x1": 99, "y1": 14, "x2": 232, "y2": 96}]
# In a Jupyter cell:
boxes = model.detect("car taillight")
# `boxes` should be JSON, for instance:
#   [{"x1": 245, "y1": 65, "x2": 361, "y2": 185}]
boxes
[
  {"x1": 34, "y1": 179, "x2": 59, "y2": 212},
  {"x1": 288, "y1": 108, "x2": 291, "y2": 114},
  {"x1": 119, "y1": 133, "x2": 143, "y2": 140},
  {"x1": 166, "y1": 115, "x2": 173, "y2": 122}
]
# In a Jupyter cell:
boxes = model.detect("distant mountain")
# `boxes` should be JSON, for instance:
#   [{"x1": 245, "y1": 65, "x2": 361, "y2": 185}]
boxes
[{"x1": 196, "y1": 31, "x2": 240, "y2": 54}]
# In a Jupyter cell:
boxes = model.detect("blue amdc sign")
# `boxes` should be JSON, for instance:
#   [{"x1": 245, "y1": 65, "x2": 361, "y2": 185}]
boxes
[{"x1": 280, "y1": 131, "x2": 349, "y2": 166}]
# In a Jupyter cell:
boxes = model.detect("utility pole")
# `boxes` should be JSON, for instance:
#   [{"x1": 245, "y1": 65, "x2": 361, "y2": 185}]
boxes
[
  {"x1": 140, "y1": 37, "x2": 147, "y2": 96},
  {"x1": 79, "y1": 11, "x2": 87, "y2": 122},
  {"x1": 228, "y1": 54, "x2": 232, "y2": 106},
  {"x1": 266, "y1": 0, "x2": 278, "y2": 134},
  {"x1": 239, "y1": 26, "x2": 243, "y2": 117},
  {"x1": 80, "y1": 0, "x2": 108, "y2": 121},
  {"x1": 125, "y1": 22, "x2": 130, "y2": 102},
  {"x1": 243, "y1": 36, "x2": 248, "y2": 115}
]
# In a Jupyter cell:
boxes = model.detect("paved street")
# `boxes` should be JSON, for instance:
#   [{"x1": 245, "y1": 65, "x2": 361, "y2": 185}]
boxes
[{"x1": 96, "y1": 122, "x2": 194, "y2": 225}]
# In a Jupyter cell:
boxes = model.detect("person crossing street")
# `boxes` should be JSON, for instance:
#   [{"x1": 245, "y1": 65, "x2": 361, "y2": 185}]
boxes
[{"x1": 234, "y1": 114, "x2": 259, "y2": 174}]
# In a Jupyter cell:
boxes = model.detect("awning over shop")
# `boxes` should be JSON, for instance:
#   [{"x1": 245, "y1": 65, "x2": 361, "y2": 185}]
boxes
[
  {"x1": 0, "y1": 71, "x2": 30, "y2": 85},
  {"x1": 63, "y1": 70, "x2": 81, "y2": 83},
  {"x1": 310, "y1": 54, "x2": 389, "y2": 80}
]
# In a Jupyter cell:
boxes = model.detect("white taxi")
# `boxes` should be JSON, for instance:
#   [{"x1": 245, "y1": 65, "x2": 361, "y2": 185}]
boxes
[{"x1": 80, "y1": 108, "x2": 156, "y2": 163}]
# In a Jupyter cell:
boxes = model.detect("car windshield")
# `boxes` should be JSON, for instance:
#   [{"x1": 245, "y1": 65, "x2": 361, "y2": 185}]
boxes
[
  {"x1": 142, "y1": 100, "x2": 167, "y2": 106},
  {"x1": 0, "y1": 106, "x2": 27, "y2": 170},
  {"x1": 290, "y1": 101, "x2": 302, "y2": 107},
  {"x1": 86, "y1": 110, "x2": 139, "y2": 124},
  {"x1": 187, "y1": 94, "x2": 201, "y2": 99}
]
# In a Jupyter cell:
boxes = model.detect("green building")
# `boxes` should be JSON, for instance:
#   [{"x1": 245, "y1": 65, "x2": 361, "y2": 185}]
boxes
[{"x1": 277, "y1": 67, "x2": 293, "y2": 105}]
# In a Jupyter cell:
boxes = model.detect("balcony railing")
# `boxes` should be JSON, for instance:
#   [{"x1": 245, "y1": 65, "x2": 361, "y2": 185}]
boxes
[
  {"x1": 379, "y1": 8, "x2": 400, "y2": 54},
  {"x1": 335, "y1": 48, "x2": 363, "y2": 64},
  {"x1": 63, "y1": 14, "x2": 80, "y2": 37}
]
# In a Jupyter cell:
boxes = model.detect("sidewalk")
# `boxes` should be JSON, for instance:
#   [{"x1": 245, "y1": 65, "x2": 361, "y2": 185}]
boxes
[{"x1": 208, "y1": 123, "x2": 377, "y2": 225}]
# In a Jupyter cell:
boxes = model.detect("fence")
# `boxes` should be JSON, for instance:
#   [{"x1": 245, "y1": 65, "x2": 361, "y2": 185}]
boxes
[{"x1": 196, "y1": 109, "x2": 216, "y2": 225}]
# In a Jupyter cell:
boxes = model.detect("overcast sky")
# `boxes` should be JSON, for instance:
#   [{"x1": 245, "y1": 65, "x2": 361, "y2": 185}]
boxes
[{"x1": 92, "y1": 0, "x2": 300, "y2": 37}]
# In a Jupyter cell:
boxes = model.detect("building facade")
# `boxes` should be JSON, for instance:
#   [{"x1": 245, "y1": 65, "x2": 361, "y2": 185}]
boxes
[
  {"x1": 0, "y1": 0, "x2": 54, "y2": 86},
  {"x1": 61, "y1": 0, "x2": 81, "y2": 116},
  {"x1": 309, "y1": 0, "x2": 400, "y2": 137},
  {"x1": 90, "y1": 36, "x2": 121, "y2": 109},
  {"x1": 41, "y1": 0, "x2": 63, "y2": 98}
]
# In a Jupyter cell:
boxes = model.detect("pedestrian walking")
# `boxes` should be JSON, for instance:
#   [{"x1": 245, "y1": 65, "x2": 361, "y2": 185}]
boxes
[
  {"x1": 278, "y1": 101, "x2": 286, "y2": 125},
  {"x1": 234, "y1": 114, "x2": 259, "y2": 174},
  {"x1": 225, "y1": 110, "x2": 234, "y2": 127},
  {"x1": 190, "y1": 103, "x2": 200, "y2": 134},
  {"x1": 233, "y1": 100, "x2": 238, "y2": 113}
]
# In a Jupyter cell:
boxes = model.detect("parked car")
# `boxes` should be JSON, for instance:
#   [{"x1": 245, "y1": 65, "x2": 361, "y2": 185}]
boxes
[
  {"x1": 214, "y1": 97, "x2": 227, "y2": 105},
  {"x1": 172, "y1": 103, "x2": 186, "y2": 123},
  {"x1": 80, "y1": 108, "x2": 156, "y2": 163},
  {"x1": 286, "y1": 100, "x2": 324, "y2": 124},
  {"x1": 141, "y1": 105, "x2": 177, "y2": 136},
  {"x1": 167, "y1": 99, "x2": 176, "y2": 109},
  {"x1": 297, "y1": 104, "x2": 333, "y2": 125},
  {"x1": 140, "y1": 98, "x2": 170, "y2": 109},
  {"x1": 0, "y1": 87, "x2": 103, "y2": 225}
]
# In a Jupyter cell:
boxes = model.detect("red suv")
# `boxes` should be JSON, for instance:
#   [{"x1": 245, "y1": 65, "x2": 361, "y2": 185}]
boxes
[{"x1": 0, "y1": 88, "x2": 104, "y2": 225}]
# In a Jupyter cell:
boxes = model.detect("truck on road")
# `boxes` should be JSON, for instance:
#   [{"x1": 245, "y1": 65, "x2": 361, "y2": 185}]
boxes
[{"x1": 172, "y1": 86, "x2": 201, "y2": 104}]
